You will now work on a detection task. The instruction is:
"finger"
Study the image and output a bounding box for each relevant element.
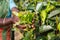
[16,25,26,29]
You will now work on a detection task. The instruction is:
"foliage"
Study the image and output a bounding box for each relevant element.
[14,0,60,40]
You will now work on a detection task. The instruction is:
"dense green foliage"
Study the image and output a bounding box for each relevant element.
[14,0,60,40]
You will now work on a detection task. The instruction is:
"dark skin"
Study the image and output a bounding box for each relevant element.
[0,7,26,29]
[0,18,12,26]
[0,7,19,26]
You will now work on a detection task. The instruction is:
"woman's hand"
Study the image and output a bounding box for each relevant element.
[11,7,20,23]
[11,7,26,30]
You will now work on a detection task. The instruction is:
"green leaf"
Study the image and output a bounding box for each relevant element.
[57,23,60,31]
[39,25,53,33]
[36,2,43,12]
[48,9,60,18]
[40,10,47,24]
[23,29,34,40]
